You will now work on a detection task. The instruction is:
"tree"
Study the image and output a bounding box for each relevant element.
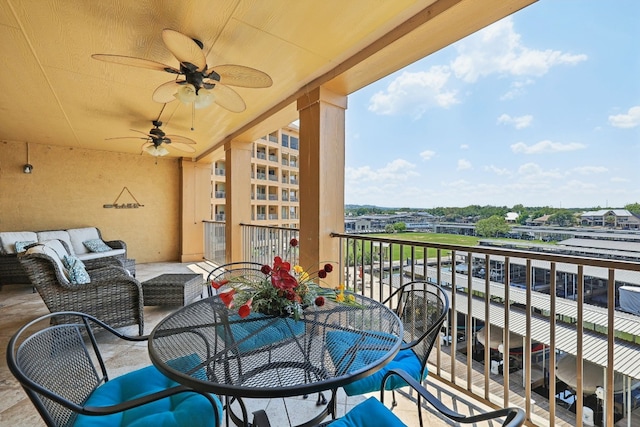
[393,222,406,232]
[625,203,640,214]
[384,224,395,233]
[475,215,510,237]
[549,210,576,227]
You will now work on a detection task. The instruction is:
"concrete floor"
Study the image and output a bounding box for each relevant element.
[0,262,504,426]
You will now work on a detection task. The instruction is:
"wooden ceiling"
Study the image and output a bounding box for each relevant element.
[0,0,535,162]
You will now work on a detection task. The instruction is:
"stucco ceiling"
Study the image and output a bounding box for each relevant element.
[0,0,535,162]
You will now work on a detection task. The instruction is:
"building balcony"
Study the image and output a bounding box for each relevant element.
[203,222,640,427]
[214,191,225,198]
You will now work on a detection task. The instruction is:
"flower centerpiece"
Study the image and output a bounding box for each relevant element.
[211,238,353,320]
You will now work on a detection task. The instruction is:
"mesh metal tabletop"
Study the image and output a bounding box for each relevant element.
[148,294,403,399]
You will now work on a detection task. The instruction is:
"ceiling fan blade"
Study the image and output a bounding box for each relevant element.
[168,142,197,153]
[141,142,154,151]
[165,135,197,145]
[105,136,148,141]
[212,83,246,113]
[92,54,179,73]
[130,129,154,138]
[209,64,273,88]
[153,81,181,103]
[162,29,207,72]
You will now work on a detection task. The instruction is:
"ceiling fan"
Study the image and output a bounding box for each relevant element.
[92,29,272,113]
[107,120,197,157]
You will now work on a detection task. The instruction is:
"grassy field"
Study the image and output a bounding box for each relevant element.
[350,232,480,261]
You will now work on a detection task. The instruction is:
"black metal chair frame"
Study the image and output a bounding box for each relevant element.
[7,311,221,427]
[205,261,265,297]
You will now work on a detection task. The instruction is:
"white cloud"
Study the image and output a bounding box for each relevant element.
[517,162,564,180]
[608,106,640,128]
[511,140,586,154]
[457,159,472,170]
[419,150,436,160]
[484,165,511,176]
[460,144,469,150]
[497,113,533,129]
[368,67,459,118]
[451,18,587,84]
[570,166,608,175]
[610,176,630,182]
[345,159,419,184]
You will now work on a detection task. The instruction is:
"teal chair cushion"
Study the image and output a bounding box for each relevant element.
[217,312,305,352]
[329,397,406,426]
[73,357,222,427]
[326,330,424,396]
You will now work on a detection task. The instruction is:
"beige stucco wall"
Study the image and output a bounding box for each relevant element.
[0,141,182,263]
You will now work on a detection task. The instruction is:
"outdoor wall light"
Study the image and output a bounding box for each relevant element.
[23,164,33,174]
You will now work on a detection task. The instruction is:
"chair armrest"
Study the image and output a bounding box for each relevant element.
[381,369,525,427]
[88,265,135,281]
[104,239,126,251]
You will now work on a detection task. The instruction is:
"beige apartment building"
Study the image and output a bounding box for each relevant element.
[212,124,300,228]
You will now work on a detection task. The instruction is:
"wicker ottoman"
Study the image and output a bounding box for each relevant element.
[142,273,202,306]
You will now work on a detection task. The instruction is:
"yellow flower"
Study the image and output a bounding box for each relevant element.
[293,265,304,274]
[347,294,356,303]
[338,284,345,291]
[299,271,309,282]
[336,292,345,302]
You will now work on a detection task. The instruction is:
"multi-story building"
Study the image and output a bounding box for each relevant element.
[212,124,300,228]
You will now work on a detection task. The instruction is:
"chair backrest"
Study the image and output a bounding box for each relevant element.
[206,261,265,296]
[390,281,449,374]
[7,312,108,427]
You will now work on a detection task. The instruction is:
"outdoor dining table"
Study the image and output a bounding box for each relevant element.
[148,293,403,427]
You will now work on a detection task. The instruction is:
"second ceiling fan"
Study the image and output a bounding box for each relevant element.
[93,29,272,112]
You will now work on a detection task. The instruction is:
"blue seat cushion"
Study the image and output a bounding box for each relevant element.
[329,397,406,426]
[326,330,424,396]
[73,355,222,427]
[217,313,305,352]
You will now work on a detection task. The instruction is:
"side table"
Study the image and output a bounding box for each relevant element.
[142,273,202,306]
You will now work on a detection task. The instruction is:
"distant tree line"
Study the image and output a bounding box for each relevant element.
[346,203,640,225]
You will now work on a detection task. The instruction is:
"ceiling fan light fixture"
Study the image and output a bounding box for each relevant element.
[175,84,197,104]
[145,145,169,157]
[194,89,215,109]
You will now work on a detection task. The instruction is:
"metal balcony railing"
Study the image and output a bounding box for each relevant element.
[201,223,640,427]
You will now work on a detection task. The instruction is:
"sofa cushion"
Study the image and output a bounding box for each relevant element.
[40,239,70,260]
[77,248,125,261]
[36,231,75,255]
[83,238,112,253]
[67,227,101,255]
[24,244,71,285]
[0,231,38,254]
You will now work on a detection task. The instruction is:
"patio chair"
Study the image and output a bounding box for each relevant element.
[326,281,449,426]
[6,311,223,427]
[18,244,145,335]
[206,261,265,297]
[251,368,525,426]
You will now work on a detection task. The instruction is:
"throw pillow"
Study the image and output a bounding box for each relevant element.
[83,239,112,253]
[15,240,37,253]
[63,255,90,285]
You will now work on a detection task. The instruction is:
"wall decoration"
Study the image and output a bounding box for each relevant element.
[103,187,144,209]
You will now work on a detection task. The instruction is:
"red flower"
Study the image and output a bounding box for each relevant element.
[272,256,291,273]
[315,296,325,306]
[211,278,229,290]
[261,265,272,274]
[324,264,333,273]
[238,298,252,318]
[271,269,298,290]
[318,270,327,279]
[219,289,236,307]
[290,238,299,247]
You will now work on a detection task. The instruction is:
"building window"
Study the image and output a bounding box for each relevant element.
[282,134,289,147]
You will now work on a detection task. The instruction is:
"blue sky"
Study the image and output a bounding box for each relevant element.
[343,1,640,209]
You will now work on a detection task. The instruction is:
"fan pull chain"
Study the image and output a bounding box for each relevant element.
[191,102,195,131]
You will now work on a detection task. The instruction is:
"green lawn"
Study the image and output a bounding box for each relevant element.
[350,232,479,261]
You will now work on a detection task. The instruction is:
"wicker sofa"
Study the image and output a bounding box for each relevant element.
[0,227,135,286]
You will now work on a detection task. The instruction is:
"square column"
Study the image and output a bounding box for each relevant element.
[180,159,214,262]
[225,140,253,263]
[297,87,347,288]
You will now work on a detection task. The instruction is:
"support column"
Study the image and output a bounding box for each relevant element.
[225,140,253,263]
[180,159,213,262]
[297,87,347,288]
